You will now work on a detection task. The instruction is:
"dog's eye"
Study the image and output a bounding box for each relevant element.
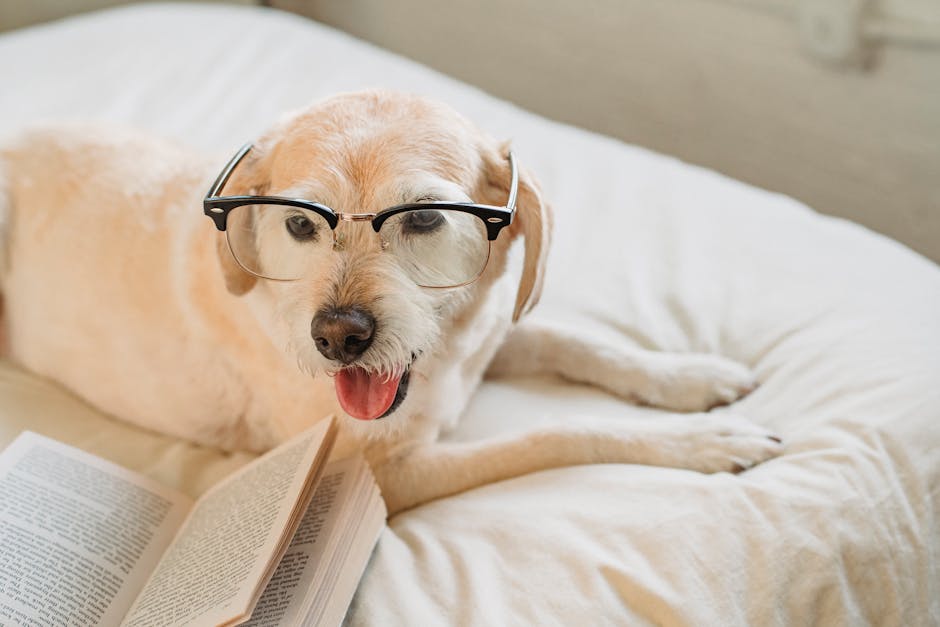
[402,210,445,234]
[285,214,318,241]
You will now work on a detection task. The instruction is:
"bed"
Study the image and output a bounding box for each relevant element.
[1,4,938,625]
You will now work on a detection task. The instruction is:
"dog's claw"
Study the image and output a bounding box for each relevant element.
[676,414,785,474]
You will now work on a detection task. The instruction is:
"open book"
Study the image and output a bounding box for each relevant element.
[0,417,386,626]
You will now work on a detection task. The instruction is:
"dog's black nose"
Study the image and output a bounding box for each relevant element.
[311,307,375,363]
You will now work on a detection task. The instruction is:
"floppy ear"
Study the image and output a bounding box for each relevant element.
[213,147,272,296]
[483,143,553,322]
[215,231,256,296]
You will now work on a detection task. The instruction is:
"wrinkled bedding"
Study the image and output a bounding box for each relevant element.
[1,5,938,625]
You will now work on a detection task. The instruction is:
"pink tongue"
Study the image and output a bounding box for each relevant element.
[334,367,401,421]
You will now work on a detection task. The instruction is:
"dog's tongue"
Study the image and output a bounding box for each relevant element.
[335,367,401,420]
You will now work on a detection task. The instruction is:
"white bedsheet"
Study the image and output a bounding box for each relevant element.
[1,5,938,625]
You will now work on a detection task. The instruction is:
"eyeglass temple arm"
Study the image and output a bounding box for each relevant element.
[506,151,519,213]
[206,143,254,199]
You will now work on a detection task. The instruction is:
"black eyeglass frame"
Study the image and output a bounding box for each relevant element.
[203,143,518,241]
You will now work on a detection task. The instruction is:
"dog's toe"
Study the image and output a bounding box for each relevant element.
[704,366,760,410]
[637,355,759,412]
[682,414,784,474]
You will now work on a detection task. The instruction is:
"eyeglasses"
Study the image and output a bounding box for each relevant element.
[203,144,518,289]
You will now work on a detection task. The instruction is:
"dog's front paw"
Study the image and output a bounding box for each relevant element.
[636,354,758,412]
[677,414,784,473]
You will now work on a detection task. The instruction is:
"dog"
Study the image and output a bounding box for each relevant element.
[0,90,782,513]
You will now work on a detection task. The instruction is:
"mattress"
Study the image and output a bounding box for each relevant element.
[1,4,939,625]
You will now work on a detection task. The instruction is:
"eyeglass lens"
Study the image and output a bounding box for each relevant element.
[225,205,490,288]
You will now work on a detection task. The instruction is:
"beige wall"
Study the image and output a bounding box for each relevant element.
[0,0,256,32]
[275,0,940,263]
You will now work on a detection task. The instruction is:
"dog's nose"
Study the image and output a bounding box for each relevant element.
[311,307,376,363]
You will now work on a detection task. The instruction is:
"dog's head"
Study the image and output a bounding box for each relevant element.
[213,91,550,429]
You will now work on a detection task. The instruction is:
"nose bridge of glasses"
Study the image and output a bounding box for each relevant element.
[337,212,376,223]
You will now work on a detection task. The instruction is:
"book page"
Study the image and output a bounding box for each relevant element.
[122,417,336,627]
[243,456,385,627]
[0,432,192,626]
[316,491,385,627]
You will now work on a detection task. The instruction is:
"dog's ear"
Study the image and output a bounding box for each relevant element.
[482,143,553,322]
[215,231,256,296]
[213,147,272,296]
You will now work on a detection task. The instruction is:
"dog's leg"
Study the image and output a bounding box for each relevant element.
[487,320,758,412]
[370,414,782,514]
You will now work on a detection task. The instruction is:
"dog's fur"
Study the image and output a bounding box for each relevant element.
[0,91,781,513]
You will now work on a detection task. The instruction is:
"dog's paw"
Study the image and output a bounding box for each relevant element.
[635,354,758,412]
[675,414,784,473]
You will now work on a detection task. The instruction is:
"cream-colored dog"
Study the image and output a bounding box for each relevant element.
[0,91,781,513]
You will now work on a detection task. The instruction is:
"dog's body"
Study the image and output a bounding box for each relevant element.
[0,92,781,513]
